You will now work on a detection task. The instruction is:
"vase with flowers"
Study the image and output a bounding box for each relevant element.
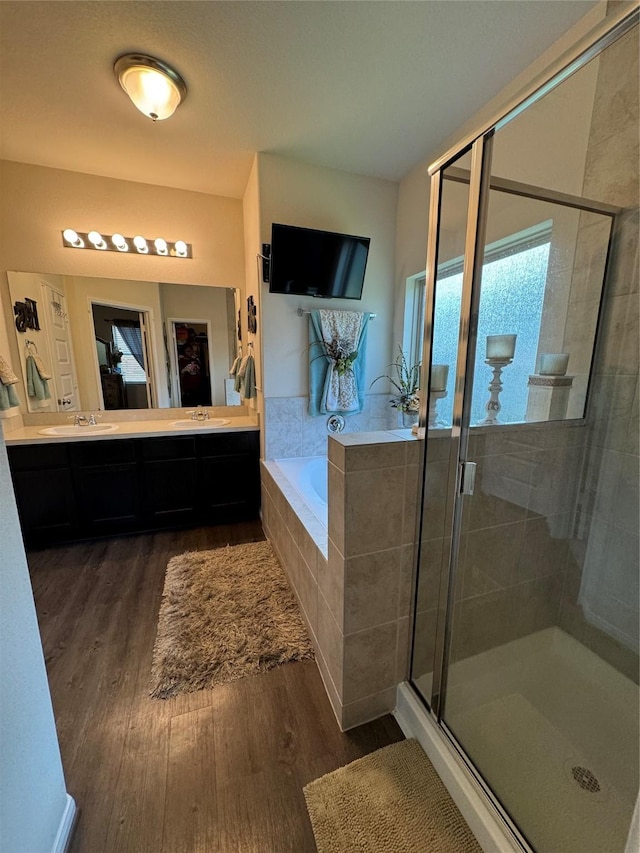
[371,346,421,427]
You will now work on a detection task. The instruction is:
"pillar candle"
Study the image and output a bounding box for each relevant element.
[430,364,449,392]
[539,353,570,376]
[486,334,517,360]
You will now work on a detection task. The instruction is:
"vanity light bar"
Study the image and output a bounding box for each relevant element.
[61,229,192,258]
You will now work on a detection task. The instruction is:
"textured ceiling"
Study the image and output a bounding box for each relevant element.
[0,0,598,198]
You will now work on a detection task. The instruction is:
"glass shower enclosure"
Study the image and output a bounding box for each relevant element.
[409,7,639,852]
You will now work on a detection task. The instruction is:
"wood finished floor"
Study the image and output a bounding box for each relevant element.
[28,522,404,853]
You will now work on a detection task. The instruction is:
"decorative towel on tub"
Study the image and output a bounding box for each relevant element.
[308,309,369,416]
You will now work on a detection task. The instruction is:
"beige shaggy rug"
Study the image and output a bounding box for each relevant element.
[304,739,482,853]
[150,540,314,698]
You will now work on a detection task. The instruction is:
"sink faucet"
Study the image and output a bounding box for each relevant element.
[188,408,209,421]
[69,413,100,426]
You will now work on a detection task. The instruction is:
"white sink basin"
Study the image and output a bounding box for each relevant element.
[39,424,120,436]
[169,418,230,429]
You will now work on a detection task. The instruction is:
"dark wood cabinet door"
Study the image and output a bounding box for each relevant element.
[10,467,77,546]
[199,453,260,521]
[73,463,141,534]
[141,457,198,525]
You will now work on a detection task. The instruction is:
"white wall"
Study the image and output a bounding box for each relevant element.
[0,430,72,852]
[258,153,399,399]
[393,4,606,344]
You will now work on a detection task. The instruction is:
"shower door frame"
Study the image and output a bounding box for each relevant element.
[409,4,639,851]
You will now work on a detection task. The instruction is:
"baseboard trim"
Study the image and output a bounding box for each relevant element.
[51,794,77,853]
[394,683,522,853]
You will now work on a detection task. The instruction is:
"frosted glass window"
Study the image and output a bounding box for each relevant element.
[432,231,551,425]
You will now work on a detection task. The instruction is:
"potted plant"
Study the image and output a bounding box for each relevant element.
[371,346,421,426]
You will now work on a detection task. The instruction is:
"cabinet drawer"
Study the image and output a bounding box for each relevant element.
[70,440,136,467]
[8,443,70,471]
[140,436,196,460]
[197,431,258,458]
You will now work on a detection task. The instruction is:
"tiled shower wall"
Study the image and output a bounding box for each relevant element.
[557,24,639,678]
[264,393,398,459]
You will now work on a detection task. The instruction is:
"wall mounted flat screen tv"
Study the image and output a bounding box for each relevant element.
[269,223,370,300]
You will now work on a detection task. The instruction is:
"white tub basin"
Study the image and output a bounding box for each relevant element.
[39,423,119,436]
[168,418,230,429]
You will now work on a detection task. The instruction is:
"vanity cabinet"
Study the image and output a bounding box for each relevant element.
[9,444,77,544]
[7,430,260,547]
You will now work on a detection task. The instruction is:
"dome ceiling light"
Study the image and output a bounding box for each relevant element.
[114,53,187,121]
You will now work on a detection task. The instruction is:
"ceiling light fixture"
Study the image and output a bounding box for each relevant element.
[61,230,192,258]
[114,53,187,121]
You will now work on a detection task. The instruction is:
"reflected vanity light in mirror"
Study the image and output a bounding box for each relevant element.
[61,230,192,258]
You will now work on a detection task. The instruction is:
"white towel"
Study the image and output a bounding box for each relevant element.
[318,309,365,413]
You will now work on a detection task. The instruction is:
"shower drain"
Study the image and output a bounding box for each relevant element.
[571,765,601,793]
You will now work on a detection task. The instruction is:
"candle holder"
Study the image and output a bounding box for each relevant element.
[477,356,512,426]
[428,389,448,428]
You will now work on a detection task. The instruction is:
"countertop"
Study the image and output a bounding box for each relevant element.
[4,416,259,446]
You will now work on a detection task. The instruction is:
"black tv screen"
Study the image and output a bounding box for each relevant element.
[269,223,370,299]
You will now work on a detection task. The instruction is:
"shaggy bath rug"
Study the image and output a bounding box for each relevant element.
[304,739,482,853]
[150,540,314,698]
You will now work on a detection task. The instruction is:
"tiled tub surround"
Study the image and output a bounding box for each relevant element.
[264,393,398,459]
[261,430,422,729]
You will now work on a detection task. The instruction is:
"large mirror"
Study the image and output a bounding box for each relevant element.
[7,272,241,413]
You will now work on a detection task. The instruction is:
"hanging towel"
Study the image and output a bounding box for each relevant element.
[0,380,20,411]
[26,355,51,401]
[0,352,19,386]
[235,353,249,393]
[241,354,257,400]
[229,353,242,378]
[308,309,369,416]
[26,343,52,380]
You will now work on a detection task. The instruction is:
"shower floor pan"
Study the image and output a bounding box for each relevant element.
[416,626,638,853]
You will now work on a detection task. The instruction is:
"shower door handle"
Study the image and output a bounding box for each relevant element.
[460,461,477,496]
